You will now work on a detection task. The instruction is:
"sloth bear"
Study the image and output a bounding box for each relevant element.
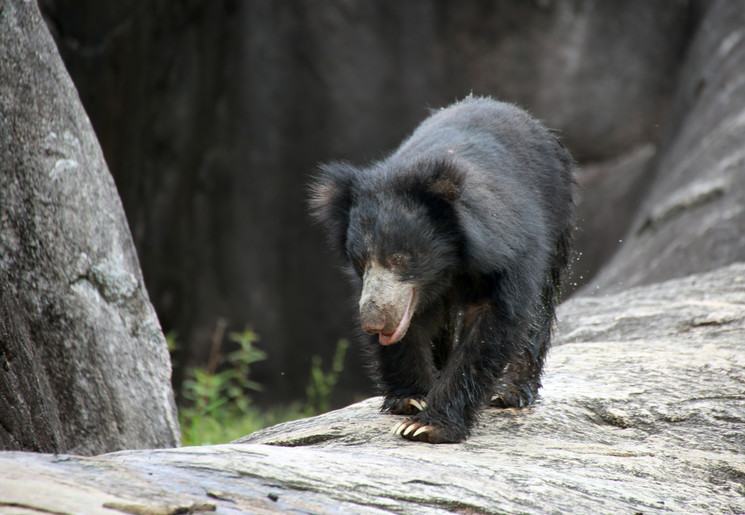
[310,97,574,443]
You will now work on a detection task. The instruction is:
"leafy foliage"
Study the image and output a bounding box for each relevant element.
[305,338,349,416]
[171,328,348,446]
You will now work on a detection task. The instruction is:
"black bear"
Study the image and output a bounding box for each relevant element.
[310,97,574,443]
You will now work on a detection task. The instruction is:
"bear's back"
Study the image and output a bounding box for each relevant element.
[386,96,574,275]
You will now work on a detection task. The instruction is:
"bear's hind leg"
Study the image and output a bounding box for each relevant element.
[490,307,551,409]
[489,351,543,409]
[491,251,565,409]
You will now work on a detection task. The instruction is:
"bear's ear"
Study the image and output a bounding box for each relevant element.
[425,158,465,202]
[308,161,357,250]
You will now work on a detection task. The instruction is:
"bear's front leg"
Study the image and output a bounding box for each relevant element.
[372,330,437,417]
[393,306,515,443]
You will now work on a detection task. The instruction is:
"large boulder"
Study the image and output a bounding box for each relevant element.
[584,0,745,295]
[0,263,742,513]
[0,0,179,454]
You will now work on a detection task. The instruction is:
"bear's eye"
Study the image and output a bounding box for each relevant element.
[389,253,410,271]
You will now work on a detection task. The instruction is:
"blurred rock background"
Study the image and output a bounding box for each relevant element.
[37,0,744,408]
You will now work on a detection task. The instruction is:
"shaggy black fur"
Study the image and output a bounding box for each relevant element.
[310,97,574,443]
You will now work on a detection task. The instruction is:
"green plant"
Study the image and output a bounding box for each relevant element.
[224,327,267,412]
[179,402,304,447]
[305,338,349,416]
[178,326,268,445]
[171,326,350,446]
[165,330,179,353]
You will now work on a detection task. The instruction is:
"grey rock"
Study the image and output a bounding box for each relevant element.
[1,263,742,513]
[568,143,657,294]
[586,0,745,295]
[0,0,179,454]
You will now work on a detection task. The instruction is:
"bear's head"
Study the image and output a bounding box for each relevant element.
[310,157,465,344]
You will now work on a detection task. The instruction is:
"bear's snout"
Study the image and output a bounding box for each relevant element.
[358,261,417,345]
[360,299,388,335]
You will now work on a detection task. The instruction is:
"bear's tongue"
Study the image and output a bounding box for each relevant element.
[379,288,415,346]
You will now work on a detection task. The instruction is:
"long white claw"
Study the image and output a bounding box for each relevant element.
[409,399,425,412]
[490,394,499,402]
[412,426,430,438]
[391,421,405,435]
[403,423,417,436]
[396,422,407,436]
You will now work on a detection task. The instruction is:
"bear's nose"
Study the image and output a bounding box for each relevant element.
[360,301,387,335]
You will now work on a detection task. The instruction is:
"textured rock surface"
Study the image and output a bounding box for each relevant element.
[1,264,743,513]
[586,0,745,295]
[567,143,657,293]
[0,0,179,454]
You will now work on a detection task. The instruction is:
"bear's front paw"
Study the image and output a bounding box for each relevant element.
[390,418,465,443]
[391,419,444,443]
[383,397,427,416]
